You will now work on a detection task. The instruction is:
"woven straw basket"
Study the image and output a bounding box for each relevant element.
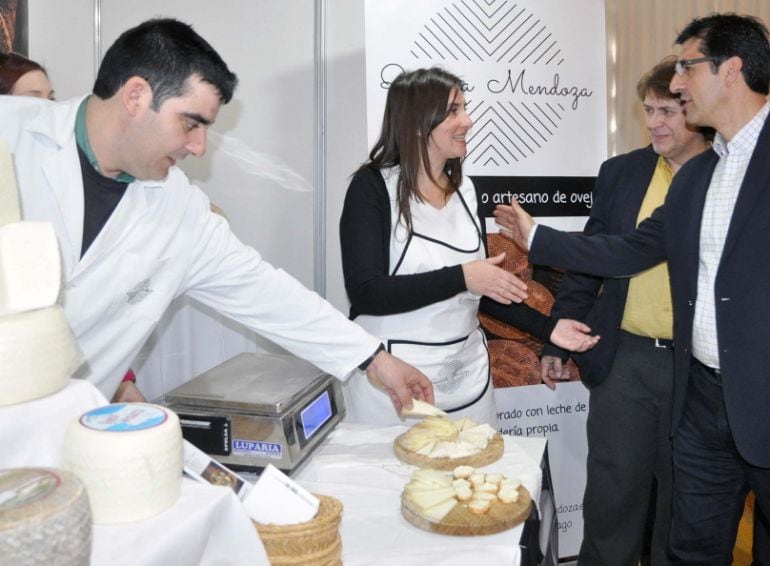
[254,494,343,566]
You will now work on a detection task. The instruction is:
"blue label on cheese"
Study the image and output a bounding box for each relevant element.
[80,403,168,432]
[233,439,283,459]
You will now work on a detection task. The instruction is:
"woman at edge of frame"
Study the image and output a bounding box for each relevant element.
[339,67,599,426]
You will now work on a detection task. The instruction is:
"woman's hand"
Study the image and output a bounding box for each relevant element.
[462,253,528,304]
[549,319,600,352]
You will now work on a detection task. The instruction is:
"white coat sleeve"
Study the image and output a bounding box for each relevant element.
[178,190,379,380]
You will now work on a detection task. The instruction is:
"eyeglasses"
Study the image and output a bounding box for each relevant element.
[674,56,720,76]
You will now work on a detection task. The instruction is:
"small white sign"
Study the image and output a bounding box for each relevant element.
[244,464,320,525]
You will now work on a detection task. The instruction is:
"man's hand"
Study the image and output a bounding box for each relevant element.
[541,355,571,390]
[111,380,147,403]
[365,350,434,416]
[493,201,535,249]
[549,319,600,352]
[462,253,529,304]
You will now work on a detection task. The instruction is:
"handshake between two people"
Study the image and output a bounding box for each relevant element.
[493,199,536,251]
[493,199,600,385]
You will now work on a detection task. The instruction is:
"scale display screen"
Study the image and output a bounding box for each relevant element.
[300,389,333,441]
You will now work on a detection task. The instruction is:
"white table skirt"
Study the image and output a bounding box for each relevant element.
[0,379,268,566]
[293,423,548,566]
[0,379,108,469]
[92,480,268,566]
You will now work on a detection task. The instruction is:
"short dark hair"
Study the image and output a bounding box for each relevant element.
[0,52,47,94]
[366,67,465,231]
[93,18,238,108]
[676,13,770,96]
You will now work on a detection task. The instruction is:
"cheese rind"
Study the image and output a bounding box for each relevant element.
[0,468,91,565]
[0,222,62,316]
[61,403,183,524]
[0,139,20,227]
[0,306,79,406]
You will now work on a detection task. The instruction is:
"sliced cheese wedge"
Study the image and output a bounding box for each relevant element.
[412,469,453,488]
[422,497,457,522]
[415,439,438,456]
[401,399,448,418]
[408,487,456,511]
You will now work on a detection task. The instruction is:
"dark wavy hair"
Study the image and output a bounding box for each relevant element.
[365,67,465,232]
[676,13,770,96]
[93,18,238,109]
[0,52,47,95]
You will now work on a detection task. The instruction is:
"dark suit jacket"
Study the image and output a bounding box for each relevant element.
[530,116,770,467]
[542,146,660,388]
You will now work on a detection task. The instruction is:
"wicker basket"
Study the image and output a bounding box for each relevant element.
[254,494,343,566]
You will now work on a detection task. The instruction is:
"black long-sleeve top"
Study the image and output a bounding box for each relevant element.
[339,165,557,341]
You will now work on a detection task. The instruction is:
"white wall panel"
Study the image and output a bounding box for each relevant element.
[27,0,94,99]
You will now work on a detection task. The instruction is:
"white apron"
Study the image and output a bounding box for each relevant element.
[343,171,498,427]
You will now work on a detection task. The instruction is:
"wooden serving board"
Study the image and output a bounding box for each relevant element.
[393,432,504,470]
[401,486,532,536]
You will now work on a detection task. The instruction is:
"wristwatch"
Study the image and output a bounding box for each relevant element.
[358,343,386,371]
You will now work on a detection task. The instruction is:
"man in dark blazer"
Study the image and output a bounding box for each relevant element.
[540,58,710,566]
[496,13,770,565]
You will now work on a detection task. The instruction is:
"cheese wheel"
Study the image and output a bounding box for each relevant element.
[0,468,91,565]
[0,222,62,316]
[0,139,20,227]
[61,403,183,524]
[0,306,79,406]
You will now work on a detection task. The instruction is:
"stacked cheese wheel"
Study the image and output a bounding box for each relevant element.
[0,468,92,565]
[0,139,79,406]
[403,466,522,522]
[61,403,183,524]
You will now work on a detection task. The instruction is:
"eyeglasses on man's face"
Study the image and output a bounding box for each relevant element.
[674,56,720,76]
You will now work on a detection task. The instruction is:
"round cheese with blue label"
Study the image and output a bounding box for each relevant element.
[0,468,91,565]
[61,403,182,524]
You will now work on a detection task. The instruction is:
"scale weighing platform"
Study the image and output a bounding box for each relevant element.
[164,352,345,474]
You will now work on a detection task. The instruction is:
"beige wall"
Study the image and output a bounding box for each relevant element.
[606,0,770,156]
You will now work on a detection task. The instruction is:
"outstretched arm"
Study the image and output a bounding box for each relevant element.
[341,168,526,316]
[364,349,434,413]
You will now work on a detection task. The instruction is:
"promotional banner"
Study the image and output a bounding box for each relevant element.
[365,0,607,231]
[365,0,607,557]
[496,381,589,554]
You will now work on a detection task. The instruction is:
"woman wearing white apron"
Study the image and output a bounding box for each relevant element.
[340,68,599,426]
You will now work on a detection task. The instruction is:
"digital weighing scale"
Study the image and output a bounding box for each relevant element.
[164,352,345,474]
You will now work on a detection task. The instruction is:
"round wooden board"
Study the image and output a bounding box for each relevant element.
[393,432,504,470]
[401,486,532,536]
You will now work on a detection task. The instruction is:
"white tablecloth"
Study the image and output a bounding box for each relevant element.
[0,379,268,566]
[92,481,266,566]
[293,423,548,566]
[0,379,107,469]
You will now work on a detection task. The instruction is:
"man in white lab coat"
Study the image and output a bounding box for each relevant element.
[0,18,452,416]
